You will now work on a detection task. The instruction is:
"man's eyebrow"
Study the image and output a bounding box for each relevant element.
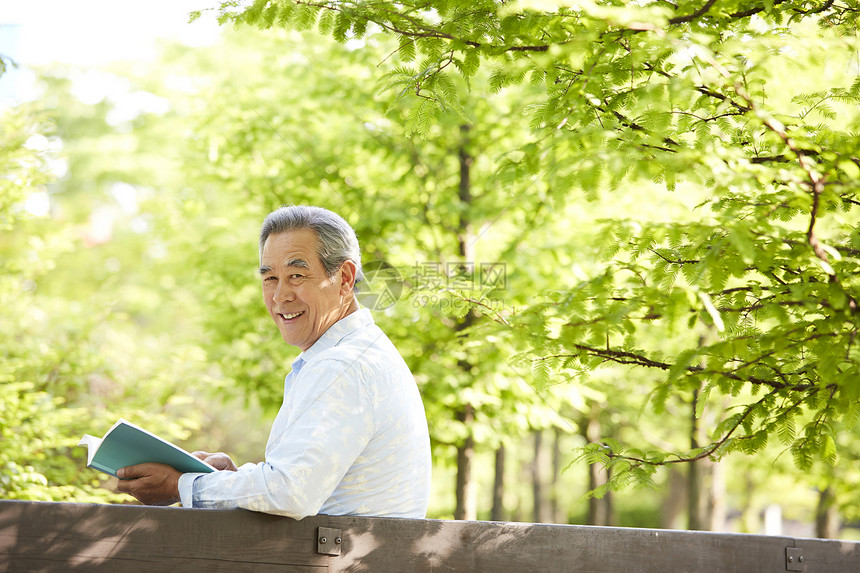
[258,259,310,276]
[285,258,310,269]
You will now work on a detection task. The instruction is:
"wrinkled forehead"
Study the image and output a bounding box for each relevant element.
[260,229,321,270]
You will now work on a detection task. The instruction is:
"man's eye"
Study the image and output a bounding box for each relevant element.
[263,276,277,281]
[289,274,304,280]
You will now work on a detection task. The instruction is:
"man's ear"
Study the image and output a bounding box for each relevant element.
[338,260,358,295]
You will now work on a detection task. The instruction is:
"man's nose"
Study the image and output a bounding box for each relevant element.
[273,280,295,303]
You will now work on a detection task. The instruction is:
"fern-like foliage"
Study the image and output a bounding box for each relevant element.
[213,0,860,498]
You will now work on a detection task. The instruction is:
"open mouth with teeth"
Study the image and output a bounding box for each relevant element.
[279,311,305,322]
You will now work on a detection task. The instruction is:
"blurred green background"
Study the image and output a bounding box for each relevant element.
[2,1,859,539]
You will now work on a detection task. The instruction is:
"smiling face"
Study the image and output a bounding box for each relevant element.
[259,228,358,351]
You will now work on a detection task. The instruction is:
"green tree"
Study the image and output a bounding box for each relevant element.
[0,103,83,500]
[141,26,581,519]
[0,70,225,502]
[222,0,860,522]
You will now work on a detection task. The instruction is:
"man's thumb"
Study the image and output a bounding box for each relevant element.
[117,466,134,479]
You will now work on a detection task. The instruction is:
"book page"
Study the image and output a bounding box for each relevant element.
[77,434,102,466]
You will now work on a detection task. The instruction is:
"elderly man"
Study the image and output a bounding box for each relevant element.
[117,205,431,519]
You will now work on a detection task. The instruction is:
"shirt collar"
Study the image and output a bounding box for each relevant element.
[297,308,375,365]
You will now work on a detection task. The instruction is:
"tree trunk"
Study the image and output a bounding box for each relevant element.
[587,461,612,525]
[550,427,564,523]
[661,468,687,530]
[688,387,705,530]
[584,403,613,526]
[454,403,476,520]
[453,124,477,522]
[816,486,840,539]
[532,430,550,523]
[707,397,728,532]
[457,123,474,264]
[708,459,726,531]
[687,465,703,530]
[491,444,505,522]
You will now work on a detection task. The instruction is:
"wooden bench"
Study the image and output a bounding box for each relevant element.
[1,500,858,571]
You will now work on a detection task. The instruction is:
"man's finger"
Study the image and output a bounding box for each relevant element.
[117,465,140,479]
[117,463,160,479]
[202,452,238,471]
[114,463,181,506]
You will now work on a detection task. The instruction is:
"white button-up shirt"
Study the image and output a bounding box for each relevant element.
[178,308,431,519]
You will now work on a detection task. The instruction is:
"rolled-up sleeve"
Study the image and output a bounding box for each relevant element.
[178,472,203,507]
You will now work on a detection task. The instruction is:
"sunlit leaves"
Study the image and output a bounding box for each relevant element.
[0,69,232,502]
[20,0,860,515]
[257,0,853,500]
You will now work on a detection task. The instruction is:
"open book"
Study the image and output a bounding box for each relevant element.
[78,418,216,478]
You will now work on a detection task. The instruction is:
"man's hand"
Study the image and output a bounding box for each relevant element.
[192,451,238,472]
[116,463,182,506]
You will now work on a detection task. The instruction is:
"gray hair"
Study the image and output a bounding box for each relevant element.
[259,205,364,284]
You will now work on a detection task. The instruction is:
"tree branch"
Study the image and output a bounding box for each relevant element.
[537,327,852,393]
[650,248,699,265]
[667,0,720,24]
[694,48,859,312]
[729,0,791,19]
[605,390,772,466]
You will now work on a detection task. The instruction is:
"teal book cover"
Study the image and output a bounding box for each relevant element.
[78,418,216,478]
